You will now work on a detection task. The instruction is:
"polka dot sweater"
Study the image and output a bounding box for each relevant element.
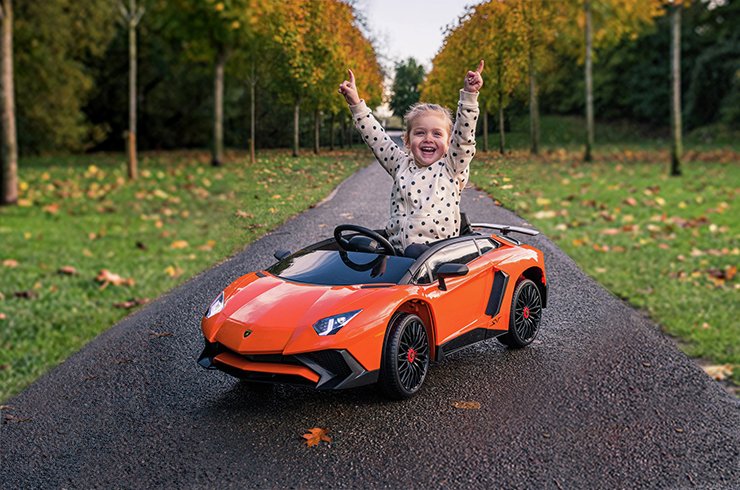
[349,90,480,250]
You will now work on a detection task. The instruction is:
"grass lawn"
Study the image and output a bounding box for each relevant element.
[0,149,369,401]
[472,116,739,386]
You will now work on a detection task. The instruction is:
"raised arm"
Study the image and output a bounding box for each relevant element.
[339,69,407,177]
[448,60,484,179]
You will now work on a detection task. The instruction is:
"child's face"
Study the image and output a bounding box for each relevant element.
[408,114,450,167]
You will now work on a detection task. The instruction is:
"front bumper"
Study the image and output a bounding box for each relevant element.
[197,341,378,390]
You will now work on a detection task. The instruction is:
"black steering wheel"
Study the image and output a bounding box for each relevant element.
[334,224,397,256]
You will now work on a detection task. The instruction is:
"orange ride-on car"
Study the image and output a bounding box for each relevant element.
[198,218,548,399]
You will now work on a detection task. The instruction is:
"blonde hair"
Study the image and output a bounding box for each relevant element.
[403,103,453,147]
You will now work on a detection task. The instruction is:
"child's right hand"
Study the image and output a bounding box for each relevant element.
[338,69,361,106]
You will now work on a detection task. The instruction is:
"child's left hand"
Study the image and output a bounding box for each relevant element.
[464,60,484,93]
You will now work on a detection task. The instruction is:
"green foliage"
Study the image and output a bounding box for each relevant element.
[390,58,425,118]
[14,1,117,154]
[0,148,370,401]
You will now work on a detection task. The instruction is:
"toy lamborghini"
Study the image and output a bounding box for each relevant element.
[198,217,547,399]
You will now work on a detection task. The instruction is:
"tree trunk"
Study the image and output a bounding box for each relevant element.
[329,112,335,151]
[212,50,226,167]
[126,0,138,179]
[313,108,320,154]
[584,0,594,162]
[0,0,17,205]
[292,100,300,157]
[669,4,682,177]
[249,76,256,164]
[482,109,488,152]
[528,47,540,156]
[339,117,345,149]
[498,102,505,154]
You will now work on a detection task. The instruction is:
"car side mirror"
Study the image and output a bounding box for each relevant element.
[274,249,291,261]
[437,263,469,291]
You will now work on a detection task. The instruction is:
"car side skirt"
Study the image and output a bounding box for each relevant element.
[436,328,508,361]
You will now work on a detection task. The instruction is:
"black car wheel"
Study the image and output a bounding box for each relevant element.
[379,313,430,399]
[498,279,542,348]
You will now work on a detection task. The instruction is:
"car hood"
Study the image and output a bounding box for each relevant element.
[207,273,388,353]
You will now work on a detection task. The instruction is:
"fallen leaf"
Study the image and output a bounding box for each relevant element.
[170,240,189,249]
[164,265,184,278]
[0,313,6,320]
[95,269,135,289]
[3,414,32,424]
[702,364,733,381]
[601,228,620,235]
[623,197,637,206]
[3,259,18,268]
[14,290,38,299]
[149,330,173,338]
[235,210,254,219]
[302,427,331,447]
[198,240,216,251]
[43,203,60,214]
[114,298,149,309]
[135,241,148,250]
[58,266,77,275]
[452,401,481,409]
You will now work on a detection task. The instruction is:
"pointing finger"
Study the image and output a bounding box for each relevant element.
[348,68,356,85]
[476,59,485,74]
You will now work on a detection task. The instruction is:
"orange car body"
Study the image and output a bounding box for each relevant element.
[199,228,547,391]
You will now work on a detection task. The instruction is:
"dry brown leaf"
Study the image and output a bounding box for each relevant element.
[702,364,733,381]
[43,203,60,214]
[149,330,173,338]
[114,298,149,309]
[95,269,135,289]
[58,266,77,275]
[601,228,621,235]
[302,427,331,447]
[14,290,38,299]
[623,197,638,206]
[170,240,189,249]
[3,259,18,268]
[452,401,481,410]
[198,240,216,251]
[3,413,32,423]
[234,210,254,219]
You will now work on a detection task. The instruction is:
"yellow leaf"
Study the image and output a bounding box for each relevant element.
[302,427,331,447]
[170,240,189,249]
[271,194,282,199]
[452,400,481,409]
[164,265,183,278]
[702,364,733,381]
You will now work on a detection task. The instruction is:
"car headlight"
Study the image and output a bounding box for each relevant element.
[312,310,361,336]
[205,291,225,318]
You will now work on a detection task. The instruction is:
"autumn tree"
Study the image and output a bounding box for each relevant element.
[0,0,16,205]
[171,0,266,166]
[390,58,425,118]
[557,0,663,161]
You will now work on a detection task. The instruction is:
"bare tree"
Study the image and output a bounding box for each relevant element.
[119,0,144,180]
[0,0,17,205]
[668,1,683,176]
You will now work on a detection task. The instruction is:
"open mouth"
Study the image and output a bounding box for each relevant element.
[420,146,436,157]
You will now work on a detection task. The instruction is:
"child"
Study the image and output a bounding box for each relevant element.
[338,61,484,253]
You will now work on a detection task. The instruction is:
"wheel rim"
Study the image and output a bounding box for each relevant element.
[396,319,429,392]
[514,283,542,342]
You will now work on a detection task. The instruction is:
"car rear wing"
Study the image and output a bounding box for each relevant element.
[470,223,540,237]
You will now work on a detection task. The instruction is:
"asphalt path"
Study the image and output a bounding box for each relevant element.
[2,138,738,489]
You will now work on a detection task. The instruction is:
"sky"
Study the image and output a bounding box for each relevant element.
[361,0,482,71]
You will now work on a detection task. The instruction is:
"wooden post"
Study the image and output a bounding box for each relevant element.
[120,0,143,180]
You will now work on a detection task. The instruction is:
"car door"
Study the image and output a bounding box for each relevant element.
[415,240,492,346]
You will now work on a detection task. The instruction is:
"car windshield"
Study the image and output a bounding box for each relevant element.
[267,250,415,286]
